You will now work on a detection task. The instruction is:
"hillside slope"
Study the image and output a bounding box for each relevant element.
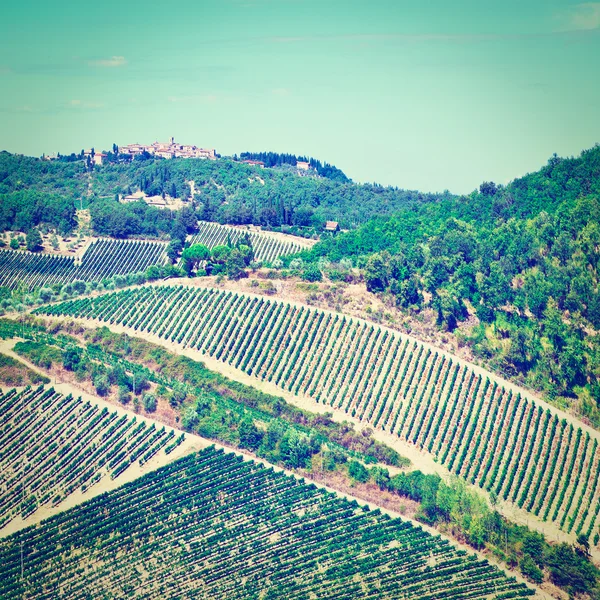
[0,446,536,599]
[302,145,600,423]
[36,284,600,550]
[0,151,451,231]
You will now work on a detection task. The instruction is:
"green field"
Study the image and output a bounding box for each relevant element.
[0,446,534,599]
[36,285,600,543]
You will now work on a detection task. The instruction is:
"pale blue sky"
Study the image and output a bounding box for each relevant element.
[1,0,599,193]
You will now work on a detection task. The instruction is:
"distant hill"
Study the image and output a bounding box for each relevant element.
[0,150,452,234]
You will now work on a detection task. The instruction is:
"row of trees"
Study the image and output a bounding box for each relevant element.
[237,151,349,182]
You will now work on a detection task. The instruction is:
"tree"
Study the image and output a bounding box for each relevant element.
[301,265,322,282]
[238,418,263,450]
[576,533,591,558]
[62,347,82,371]
[26,228,42,252]
[181,406,199,431]
[279,430,312,468]
[142,393,157,412]
[181,243,211,275]
[479,181,498,196]
[522,531,545,566]
[118,386,131,404]
[364,252,390,292]
[9,238,19,250]
[546,543,597,596]
[348,460,370,483]
[520,555,543,584]
[93,373,110,396]
[167,239,183,263]
[224,248,248,280]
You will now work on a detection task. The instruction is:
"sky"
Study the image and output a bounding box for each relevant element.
[0,0,599,193]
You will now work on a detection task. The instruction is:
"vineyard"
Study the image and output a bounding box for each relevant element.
[0,239,168,290]
[0,446,534,599]
[36,285,600,543]
[0,385,183,528]
[188,220,306,262]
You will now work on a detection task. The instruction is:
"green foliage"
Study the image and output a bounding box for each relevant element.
[348,460,370,483]
[13,340,62,370]
[181,406,199,431]
[118,386,131,404]
[93,372,110,396]
[545,543,598,596]
[301,145,600,415]
[166,238,183,263]
[25,228,42,252]
[142,393,157,412]
[301,265,322,282]
[520,555,543,584]
[238,418,263,450]
[89,198,173,238]
[0,152,452,233]
[62,346,82,371]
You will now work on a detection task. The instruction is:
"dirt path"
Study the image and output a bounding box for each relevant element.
[0,341,551,599]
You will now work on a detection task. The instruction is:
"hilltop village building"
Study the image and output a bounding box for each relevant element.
[84,150,106,165]
[118,138,217,160]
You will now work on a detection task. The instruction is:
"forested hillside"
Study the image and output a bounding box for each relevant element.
[303,145,600,422]
[0,151,451,234]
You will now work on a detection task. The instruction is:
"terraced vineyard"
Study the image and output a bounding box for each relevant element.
[0,239,168,290]
[37,285,600,543]
[188,220,306,262]
[0,446,534,599]
[0,385,183,528]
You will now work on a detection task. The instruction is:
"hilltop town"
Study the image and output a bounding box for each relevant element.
[118,137,217,161]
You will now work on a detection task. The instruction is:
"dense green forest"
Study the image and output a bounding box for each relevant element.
[302,145,600,422]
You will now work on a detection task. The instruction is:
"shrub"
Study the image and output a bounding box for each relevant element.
[93,373,110,396]
[348,460,370,483]
[301,265,322,282]
[520,555,543,584]
[118,386,131,404]
[142,393,157,412]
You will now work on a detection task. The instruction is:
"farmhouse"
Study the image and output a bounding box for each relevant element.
[241,159,265,168]
[324,221,340,232]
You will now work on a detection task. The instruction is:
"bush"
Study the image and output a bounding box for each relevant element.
[142,393,157,412]
[301,265,322,282]
[62,346,82,371]
[520,555,544,584]
[118,386,131,404]
[181,407,199,431]
[348,460,370,483]
[93,373,110,396]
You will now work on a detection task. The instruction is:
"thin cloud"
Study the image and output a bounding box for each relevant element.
[88,56,127,68]
[564,3,600,30]
[271,88,290,97]
[267,27,600,45]
[168,94,218,104]
[68,99,105,109]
